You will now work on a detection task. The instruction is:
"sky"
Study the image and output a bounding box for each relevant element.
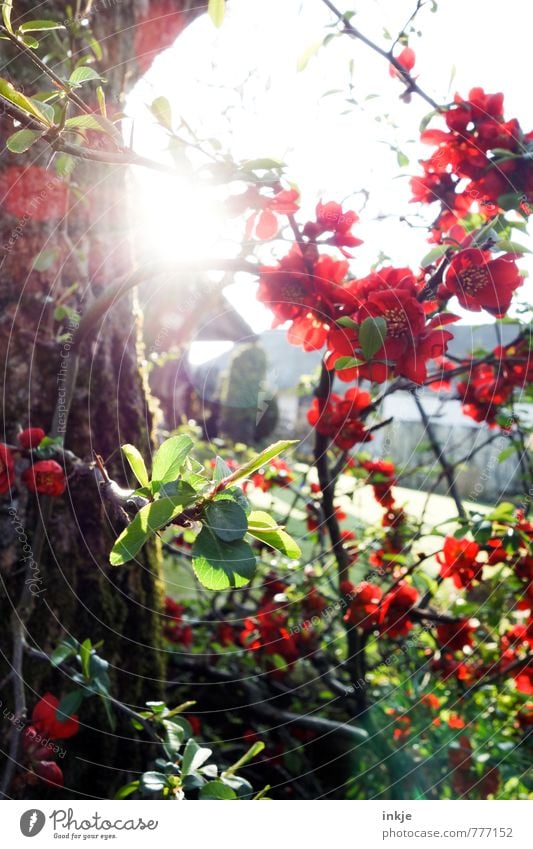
[126,0,533,362]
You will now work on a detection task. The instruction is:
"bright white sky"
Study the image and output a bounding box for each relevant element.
[126,0,533,363]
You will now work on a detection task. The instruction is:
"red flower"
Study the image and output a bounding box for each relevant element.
[22,460,66,497]
[303,201,363,255]
[443,248,522,316]
[307,387,372,449]
[18,428,45,450]
[33,760,64,788]
[0,443,15,494]
[437,619,475,652]
[163,597,192,647]
[457,362,514,427]
[251,457,294,491]
[437,537,483,589]
[389,47,416,78]
[344,582,383,629]
[257,246,352,351]
[326,275,457,384]
[32,693,79,740]
[244,188,300,240]
[379,582,419,637]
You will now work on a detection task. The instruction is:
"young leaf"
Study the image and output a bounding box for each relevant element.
[247,510,301,559]
[69,66,101,85]
[151,435,193,487]
[204,500,248,542]
[199,780,237,800]
[208,0,225,28]
[121,443,149,488]
[223,741,265,777]
[110,493,196,566]
[6,129,42,153]
[150,96,172,130]
[114,780,140,800]
[212,455,232,483]
[0,78,53,125]
[359,316,387,359]
[19,19,66,32]
[56,690,83,722]
[192,527,256,590]
[181,739,212,776]
[79,638,92,679]
[1,0,13,33]
[219,440,298,487]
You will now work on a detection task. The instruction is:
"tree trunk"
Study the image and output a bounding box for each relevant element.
[0,0,204,798]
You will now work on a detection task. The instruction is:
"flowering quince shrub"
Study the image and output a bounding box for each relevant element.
[1,0,533,802]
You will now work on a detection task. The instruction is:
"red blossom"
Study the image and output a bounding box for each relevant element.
[389,47,416,78]
[32,693,79,740]
[378,582,419,637]
[251,457,294,491]
[303,200,363,256]
[437,537,483,589]
[307,387,372,449]
[344,581,383,629]
[437,619,475,652]
[443,248,522,317]
[22,460,66,497]
[18,428,45,450]
[163,597,193,647]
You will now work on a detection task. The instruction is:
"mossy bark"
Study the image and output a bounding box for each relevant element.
[0,1,203,797]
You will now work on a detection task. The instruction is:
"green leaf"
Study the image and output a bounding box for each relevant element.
[55,153,76,178]
[494,239,531,254]
[6,128,42,153]
[297,39,322,71]
[162,719,185,756]
[110,493,197,566]
[140,771,168,793]
[64,114,117,136]
[420,245,451,267]
[199,780,237,800]
[0,77,53,125]
[247,510,301,559]
[79,638,92,679]
[192,527,256,590]
[336,317,359,329]
[50,637,79,667]
[208,0,225,28]
[242,157,285,171]
[150,96,172,130]
[151,435,193,487]
[204,499,248,542]
[20,34,39,48]
[219,440,297,487]
[213,456,232,483]
[114,780,140,800]
[334,356,363,370]
[223,741,265,776]
[2,0,13,33]
[69,66,101,85]
[33,247,59,272]
[19,19,65,32]
[56,690,83,722]
[396,149,409,167]
[121,443,149,488]
[181,739,212,776]
[359,316,387,359]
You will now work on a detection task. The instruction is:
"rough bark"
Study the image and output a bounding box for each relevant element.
[0,0,204,798]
